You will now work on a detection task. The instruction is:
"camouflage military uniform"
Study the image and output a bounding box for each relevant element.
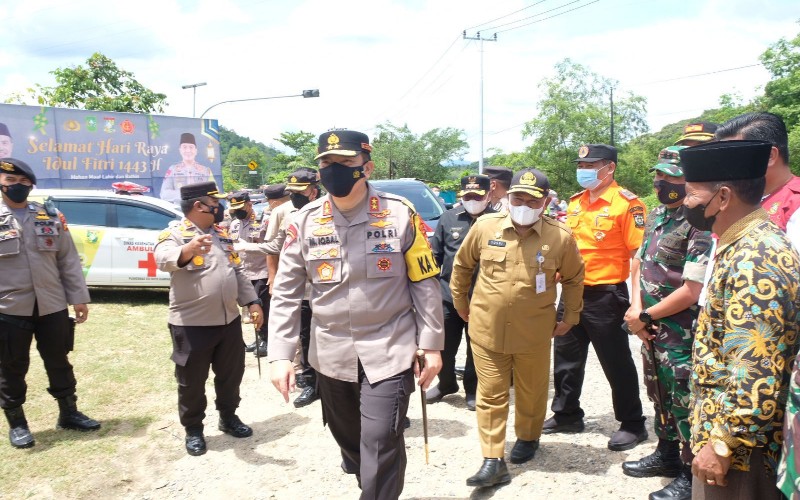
[636,204,712,444]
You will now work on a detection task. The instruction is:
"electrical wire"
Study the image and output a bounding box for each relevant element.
[464,0,549,31]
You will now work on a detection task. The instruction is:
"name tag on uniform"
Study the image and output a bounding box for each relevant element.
[488,239,506,247]
[536,272,546,294]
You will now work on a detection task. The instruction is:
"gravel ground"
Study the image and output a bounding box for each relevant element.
[118,331,667,500]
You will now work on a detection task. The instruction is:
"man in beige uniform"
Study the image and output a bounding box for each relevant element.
[269,130,443,500]
[452,168,585,487]
[155,181,263,457]
[0,158,99,449]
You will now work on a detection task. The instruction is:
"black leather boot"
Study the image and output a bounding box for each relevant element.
[218,414,253,438]
[253,340,268,358]
[649,463,692,500]
[622,439,681,478]
[466,458,511,488]
[185,426,207,456]
[293,375,319,408]
[56,395,101,431]
[4,407,35,449]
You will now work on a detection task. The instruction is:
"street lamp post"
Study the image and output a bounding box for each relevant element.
[199,89,320,119]
[181,82,207,118]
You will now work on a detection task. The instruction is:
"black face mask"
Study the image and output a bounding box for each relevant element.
[2,183,32,204]
[320,162,365,197]
[290,192,311,210]
[233,209,248,220]
[654,179,686,205]
[200,202,225,223]
[684,189,720,232]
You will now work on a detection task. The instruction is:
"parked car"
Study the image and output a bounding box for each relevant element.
[28,189,182,287]
[369,178,444,234]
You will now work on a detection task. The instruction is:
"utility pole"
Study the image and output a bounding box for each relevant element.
[181,82,207,118]
[463,30,497,174]
[609,87,615,147]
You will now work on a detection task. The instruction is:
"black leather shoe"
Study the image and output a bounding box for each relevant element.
[466,458,511,488]
[4,407,35,449]
[649,463,692,500]
[425,384,458,404]
[185,429,207,456]
[403,416,411,429]
[542,416,584,434]
[622,440,681,478]
[608,425,648,451]
[293,386,319,408]
[218,415,253,438]
[509,439,539,464]
[253,340,268,358]
[455,366,465,379]
[245,341,257,353]
[56,396,101,431]
[465,393,476,411]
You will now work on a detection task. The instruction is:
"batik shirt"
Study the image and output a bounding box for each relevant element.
[689,209,800,475]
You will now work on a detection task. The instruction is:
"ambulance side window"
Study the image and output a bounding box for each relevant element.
[115,204,178,230]
[54,200,109,226]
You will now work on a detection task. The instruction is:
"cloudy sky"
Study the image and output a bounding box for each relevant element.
[0,0,797,160]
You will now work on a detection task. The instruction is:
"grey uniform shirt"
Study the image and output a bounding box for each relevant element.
[154,218,257,326]
[268,185,444,383]
[0,201,90,316]
[229,215,268,280]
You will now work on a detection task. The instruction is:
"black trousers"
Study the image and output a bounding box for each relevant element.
[551,284,644,425]
[169,319,245,429]
[250,278,270,342]
[298,300,315,384]
[318,366,414,500]
[440,301,476,394]
[0,307,76,409]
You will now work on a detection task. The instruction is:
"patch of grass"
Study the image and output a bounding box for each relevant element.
[0,288,180,499]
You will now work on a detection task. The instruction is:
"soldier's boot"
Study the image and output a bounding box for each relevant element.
[253,332,268,358]
[649,463,692,500]
[622,439,681,478]
[56,395,101,431]
[4,407,35,449]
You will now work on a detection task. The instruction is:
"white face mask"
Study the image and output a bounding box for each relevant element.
[509,204,543,226]
[462,198,489,215]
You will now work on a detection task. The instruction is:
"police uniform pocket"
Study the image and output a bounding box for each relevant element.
[480,249,506,277]
[36,234,59,252]
[0,232,21,257]
[365,238,402,278]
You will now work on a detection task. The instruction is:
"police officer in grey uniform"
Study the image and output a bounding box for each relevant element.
[154,181,263,456]
[0,158,100,449]
[269,130,444,500]
[228,190,270,357]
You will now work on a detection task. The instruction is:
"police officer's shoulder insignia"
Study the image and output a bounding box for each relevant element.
[322,200,332,216]
[58,212,69,231]
[633,213,645,228]
[285,224,299,249]
[619,189,638,201]
[158,229,171,242]
[369,196,380,212]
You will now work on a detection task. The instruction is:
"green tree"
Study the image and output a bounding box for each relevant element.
[370,122,468,183]
[224,146,270,190]
[269,131,317,184]
[521,59,649,197]
[760,27,800,129]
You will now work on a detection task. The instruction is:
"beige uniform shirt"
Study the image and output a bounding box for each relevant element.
[229,214,268,280]
[154,218,257,326]
[0,201,90,316]
[451,213,585,353]
[264,200,295,243]
[268,186,444,383]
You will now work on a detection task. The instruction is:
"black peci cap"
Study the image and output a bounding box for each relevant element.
[0,123,11,138]
[482,166,513,184]
[680,140,772,183]
[179,133,196,146]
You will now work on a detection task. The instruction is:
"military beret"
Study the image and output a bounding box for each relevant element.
[263,183,289,200]
[0,158,36,184]
[286,168,319,192]
[180,133,196,146]
[457,174,491,197]
[680,140,771,183]
[315,130,372,160]
[575,144,617,163]
[650,146,687,177]
[0,123,11,138]
[507,168,550,199]
[227,190,250,209]
[676,122,717,145]
[482,166,513,184]
[180,181,226,200]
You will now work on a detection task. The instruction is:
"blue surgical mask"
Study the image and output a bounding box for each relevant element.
[576,168,602,190]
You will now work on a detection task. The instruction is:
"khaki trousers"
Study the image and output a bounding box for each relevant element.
[472,340,550,458]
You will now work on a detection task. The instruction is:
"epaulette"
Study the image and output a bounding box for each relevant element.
[477,212,505,221]
[542,216,572,234]
[570,190,586,199]
[619,188,638,201]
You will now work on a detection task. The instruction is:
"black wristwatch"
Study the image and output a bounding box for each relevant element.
[245,298,263,307]
[639,309,653,325]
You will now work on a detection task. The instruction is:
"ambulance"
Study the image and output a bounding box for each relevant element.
[29,189,182,287]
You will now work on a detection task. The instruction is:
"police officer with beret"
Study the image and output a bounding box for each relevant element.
[545,144,649,451]
[227,190,270,357]
[269,129,443,499]
[428,174,496,411]
[0,158,100,449]
[154,181,263,456]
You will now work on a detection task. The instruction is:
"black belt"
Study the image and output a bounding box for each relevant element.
[0,313,35,331]
[584,283,625,292]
